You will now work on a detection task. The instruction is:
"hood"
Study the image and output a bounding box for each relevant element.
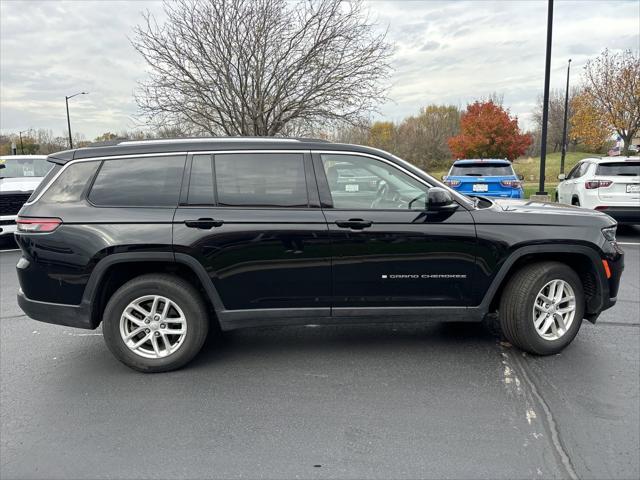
[0,176,43,193]
[484,198,616,227]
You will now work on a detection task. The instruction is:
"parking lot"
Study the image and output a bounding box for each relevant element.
[1,227,638,479]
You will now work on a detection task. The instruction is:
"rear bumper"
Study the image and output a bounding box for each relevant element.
[460,190,523,198]
[596,206,640,224]
[17,289,94,329]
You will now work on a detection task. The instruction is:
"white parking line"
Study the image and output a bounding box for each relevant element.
[618,242,640,246]
[0,248,20,253]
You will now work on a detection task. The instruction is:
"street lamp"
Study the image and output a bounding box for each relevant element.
[65,91,88,149]
[537,0,554,196]
[18,129,29,154]
[560,58,572,175]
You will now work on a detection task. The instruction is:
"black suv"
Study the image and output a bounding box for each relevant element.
[15,138,624,372]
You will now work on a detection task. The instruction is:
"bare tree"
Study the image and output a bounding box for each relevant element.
[582,49,640,155]
[532,88,580,153]
[132,0,392,136]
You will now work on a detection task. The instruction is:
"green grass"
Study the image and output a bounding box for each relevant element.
[430,151,598,199]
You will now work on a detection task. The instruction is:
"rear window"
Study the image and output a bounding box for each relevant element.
[27,163,61,202]
[39,161,100,204]
[449,163,514,176]
[596,162,640,176]
[89,156,185,207]
[214,153,308,207]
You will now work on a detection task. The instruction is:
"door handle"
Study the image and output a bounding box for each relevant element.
[335,219,373,230]
[184,218,224,229]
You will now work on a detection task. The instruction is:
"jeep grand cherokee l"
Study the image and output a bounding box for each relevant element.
[15,138,623,372]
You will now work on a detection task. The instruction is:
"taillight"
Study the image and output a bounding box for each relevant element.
[445,179,461,188]
[585,180,613,189]
[500,180,522,188]
[16,217,62,233]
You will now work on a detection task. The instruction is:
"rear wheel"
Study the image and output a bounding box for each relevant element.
[499,262,584,355]
[102,274,209,372]
[571,196,580,206]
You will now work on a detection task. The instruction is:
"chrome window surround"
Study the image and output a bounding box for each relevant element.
[26,150,471,208]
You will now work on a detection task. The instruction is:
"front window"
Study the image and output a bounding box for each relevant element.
[449,163,515,177]
[0,157,52,178]
[321,154,429,210]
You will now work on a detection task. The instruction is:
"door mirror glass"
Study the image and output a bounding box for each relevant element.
[427,187,457,211]
[557,173,566,181]
[518,174,524,181]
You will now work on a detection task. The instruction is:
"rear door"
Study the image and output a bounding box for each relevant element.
[172,151,331,317]
[558,162,586,204]
[315,152,477,312]
[595,160,640,205]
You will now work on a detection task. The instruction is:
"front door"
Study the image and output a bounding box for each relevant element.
[173,152,331,319]
[314,152,477,312]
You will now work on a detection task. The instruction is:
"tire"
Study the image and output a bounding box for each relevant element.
[499,261,584,355]
[572,197,580,206]
[102,274,209,372]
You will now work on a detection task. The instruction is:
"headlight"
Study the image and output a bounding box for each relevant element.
[602,226,617,243]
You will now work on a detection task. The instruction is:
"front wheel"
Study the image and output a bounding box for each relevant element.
[102,274,209,372]
[499,262,584,355]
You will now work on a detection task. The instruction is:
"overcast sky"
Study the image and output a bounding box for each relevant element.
[1,0,638,140]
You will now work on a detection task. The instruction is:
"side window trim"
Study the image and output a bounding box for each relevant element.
[81,159,104,201]
[182,153,215,206]
[178,154,193,206]
[311,151,333,208]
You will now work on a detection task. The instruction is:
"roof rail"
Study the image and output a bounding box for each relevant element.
[117,136,332,146]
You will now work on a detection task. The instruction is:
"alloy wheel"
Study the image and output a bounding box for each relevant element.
[532,279,576,341]
[119,295,187,359]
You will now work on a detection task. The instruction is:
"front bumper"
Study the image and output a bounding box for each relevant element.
[0,215,17,237]
[17,289,94,329]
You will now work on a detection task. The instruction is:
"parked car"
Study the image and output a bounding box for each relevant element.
[15,138,623,372]
[443,159,524,198]
[556,156,640,224]
[0,155,51,242]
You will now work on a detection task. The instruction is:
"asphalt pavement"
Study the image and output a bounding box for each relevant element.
[1,226,638,479]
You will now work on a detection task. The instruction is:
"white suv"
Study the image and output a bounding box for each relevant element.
[556,156,640,224]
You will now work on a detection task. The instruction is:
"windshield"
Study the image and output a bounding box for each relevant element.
[596,162,640,176]
[0,158,52,178]
[449,163,514,176]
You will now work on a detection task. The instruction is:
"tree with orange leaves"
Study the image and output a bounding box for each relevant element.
[447,101,532,160]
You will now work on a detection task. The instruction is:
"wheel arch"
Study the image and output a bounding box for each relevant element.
[82,252,224,328]
[482,244,608,321]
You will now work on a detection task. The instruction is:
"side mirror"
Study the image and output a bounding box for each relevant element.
[557,173,566,181]
[427,187,458,212]
[441,175,447,181]
[518,174,524,181]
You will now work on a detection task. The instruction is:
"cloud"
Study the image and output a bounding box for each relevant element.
[0,0,638,138]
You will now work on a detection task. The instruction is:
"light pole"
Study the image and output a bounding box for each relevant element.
[65,91,88,149]
[537,0,554,196]
[560,58,572,175]
[18,129,29,154]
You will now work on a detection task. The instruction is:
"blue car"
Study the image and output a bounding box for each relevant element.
[443,159,524,198]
